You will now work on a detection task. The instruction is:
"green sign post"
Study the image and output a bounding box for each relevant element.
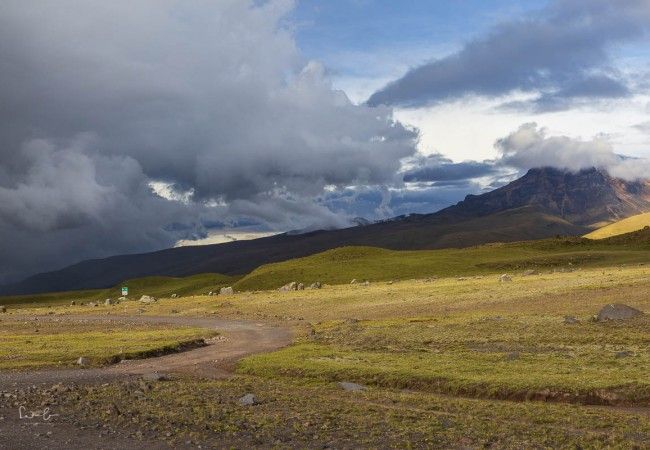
[121,286,128,296]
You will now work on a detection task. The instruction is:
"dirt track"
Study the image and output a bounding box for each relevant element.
[0,314,293,388]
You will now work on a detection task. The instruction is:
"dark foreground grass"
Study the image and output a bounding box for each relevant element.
[13,376,648,449]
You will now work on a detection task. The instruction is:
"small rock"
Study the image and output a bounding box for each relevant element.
[505,351,520,361]
[142,372,167,382]
[596,304,643,321]
[238,393,258,406]
[70,301,76,306]
[615,351,633,358]
[308,282,322,289]
[499,274,513,283]
[362,281,370,286]
[563,316,580,325]
[139,295,157,304]
[219,286,234,295]
[338,382,366,392]
[387,280,394,285]
[104,298,115,306]
[350,279,357,284]
[117,296,127,301]
[170,294,179,299]
[297,283,305,290]
[77,356,89,366]
[208,291,214,296]
[0,306,6,313]
[87,302,97,307]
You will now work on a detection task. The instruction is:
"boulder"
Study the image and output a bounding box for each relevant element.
[139,295,157,304]
[338,381,366,392]
[238,393,258,406]
[499,274,513,283]
[279,282,297,292]
[596,304,643,321]
[219,286,234,295]
[308,282,322,289]
[77,356,90,366]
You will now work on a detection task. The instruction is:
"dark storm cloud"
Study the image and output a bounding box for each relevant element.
[367,0,650,109]
[402,154,498,183]
[0,0,418,282]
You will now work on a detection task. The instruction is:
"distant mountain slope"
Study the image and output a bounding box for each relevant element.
[2,167,648,295]
[584,212,650,240]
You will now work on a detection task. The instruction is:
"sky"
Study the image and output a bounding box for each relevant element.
[0,0,649,283]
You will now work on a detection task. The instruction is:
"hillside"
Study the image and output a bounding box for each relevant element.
[234,232,650,290]
[584,212,650,239]
[2,167,648,295]
[0,273,236,307]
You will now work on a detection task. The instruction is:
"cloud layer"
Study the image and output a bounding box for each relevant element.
[0,0,418,282]
[367,0,650,110]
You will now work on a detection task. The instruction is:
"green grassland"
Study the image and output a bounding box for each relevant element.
[0,272,237,308]
[585,212,650,239]
[0,319,216,370]
[234,232,650,291]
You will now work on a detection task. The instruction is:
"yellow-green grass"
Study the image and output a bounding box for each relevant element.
[0,272,237,308]
[40,376,650,448]
[0,320,217,370]
[234,236,650,291]
[585,212,650,239]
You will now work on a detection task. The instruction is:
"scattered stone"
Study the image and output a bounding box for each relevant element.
[238,393,258,406]
[308,282,322,289]
[499,274,513,283]
[596,304,643,322]
[279,282,297,291]
[77,356,89,366]
[523,269,540,276]
[139,295,157,304]
[338,381,366,392]
[142,372,167,382]
[219,286,234,295]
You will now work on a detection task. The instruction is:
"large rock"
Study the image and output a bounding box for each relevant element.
[597,304,643,321]
[219,286,234,295]
[139,295,157,304]
[279,282,297,292]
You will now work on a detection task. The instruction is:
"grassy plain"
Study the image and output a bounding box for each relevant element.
[0,319,216,370]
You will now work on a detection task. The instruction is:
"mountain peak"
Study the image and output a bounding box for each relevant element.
[445,166,650,226]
